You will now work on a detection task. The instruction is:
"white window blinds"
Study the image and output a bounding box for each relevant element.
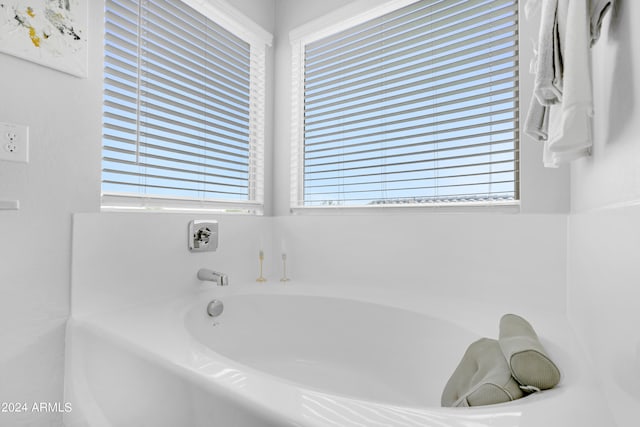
[291,0,519,207]
[102,0,268,212]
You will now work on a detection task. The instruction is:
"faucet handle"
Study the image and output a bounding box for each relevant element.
[188,221,218,252]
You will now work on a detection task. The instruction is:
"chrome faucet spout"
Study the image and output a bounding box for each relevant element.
[197,268,229,286]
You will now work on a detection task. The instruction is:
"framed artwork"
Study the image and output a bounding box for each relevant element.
[0,0,88,77]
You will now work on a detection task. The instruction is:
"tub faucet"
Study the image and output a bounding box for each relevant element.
[197,268,229,286]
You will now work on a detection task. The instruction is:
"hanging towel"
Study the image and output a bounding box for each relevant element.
[590,0,614,45]
[524,96,549,142]
[544,0,593,167]
[524,0,566,141]
[532,0,563,105]
[524,0,541,20]
[524,0,614,166]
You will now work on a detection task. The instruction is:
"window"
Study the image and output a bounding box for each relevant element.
[102,0,270,213]
[290,0,519,208]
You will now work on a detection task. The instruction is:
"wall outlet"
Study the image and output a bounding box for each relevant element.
[0,121,29,163]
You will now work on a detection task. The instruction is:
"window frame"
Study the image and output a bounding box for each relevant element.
[101,0,272,214]
[289,0,520,211]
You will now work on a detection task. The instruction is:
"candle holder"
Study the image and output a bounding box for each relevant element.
[280,253,290,282]
[256,250,267,282]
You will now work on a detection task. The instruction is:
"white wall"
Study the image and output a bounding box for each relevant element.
[568,207,640,427]
[0,2,103,426]
[71,213,272,316]
[70,212,568,325]
[567,2,640,426]
[272,213,568,313]
[570,0,640,212]
[0,1,275,426]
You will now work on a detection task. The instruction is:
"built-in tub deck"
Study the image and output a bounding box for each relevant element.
[64,284,615,427]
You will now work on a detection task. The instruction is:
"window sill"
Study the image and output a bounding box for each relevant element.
[290,201,521,215]
[101,194,263,216]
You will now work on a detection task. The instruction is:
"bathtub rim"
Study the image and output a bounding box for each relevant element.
[65,282,613,426]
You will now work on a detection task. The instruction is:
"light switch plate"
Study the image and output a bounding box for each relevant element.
[0,121,29,163]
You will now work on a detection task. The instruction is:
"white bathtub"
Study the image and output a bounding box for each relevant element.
[64,285,615,427]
